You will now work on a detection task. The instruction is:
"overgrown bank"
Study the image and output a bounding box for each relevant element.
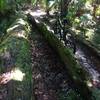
[0,14,32,100]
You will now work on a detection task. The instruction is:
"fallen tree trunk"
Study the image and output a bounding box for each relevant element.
[0,17,33,100]
[27,14,99,100]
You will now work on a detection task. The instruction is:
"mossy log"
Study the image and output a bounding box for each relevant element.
[0,18,33,100]
[27,14,97,100]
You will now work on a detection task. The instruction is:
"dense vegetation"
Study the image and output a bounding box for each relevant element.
[0,0,100,100]
[0,0,100,49]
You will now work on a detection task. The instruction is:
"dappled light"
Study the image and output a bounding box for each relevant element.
[46,25,54,33]
[87,81,93,87]
[30,9,46,17]
[35,18,40,23]
[0,0,100,100]
[7,25,19,33]
[17,18,26,25]
[11,68,25,81]
[16,31,26,38]
[6,18,30,40]
[85,1,93,11]
[0,68,25,84]
[13,30,27,39]
[85,29,95,40]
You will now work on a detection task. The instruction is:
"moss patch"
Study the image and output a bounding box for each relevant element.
[0,17,32,100]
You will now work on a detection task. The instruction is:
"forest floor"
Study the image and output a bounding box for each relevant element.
[27,7,100,88]
[30,25,81,100]
[0,7,81,100]
[0,5,100,100]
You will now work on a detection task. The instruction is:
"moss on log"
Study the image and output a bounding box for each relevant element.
[0,18,33,100]
[38,23,92,98]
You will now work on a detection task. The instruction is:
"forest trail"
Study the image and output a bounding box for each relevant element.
[27,7,100,89]
[0,1,100,100]
[0,5,100,100]
[30,24,80,100]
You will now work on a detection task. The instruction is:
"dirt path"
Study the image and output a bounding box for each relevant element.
[30,26,76,100]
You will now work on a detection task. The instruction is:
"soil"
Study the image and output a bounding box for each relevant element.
[30,26,73,100]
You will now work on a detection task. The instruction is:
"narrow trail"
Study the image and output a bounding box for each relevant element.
[27,9,100,99]
[29,8,100,88]
[30,26,79,100]
[36,13,100,88]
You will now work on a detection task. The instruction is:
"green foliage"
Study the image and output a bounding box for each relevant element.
[0,16,16,37]
[0,0,16,14]
[0,16,32,99]
[0,0,32,14]
[65,0,100,51]
[31,0,37,5]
